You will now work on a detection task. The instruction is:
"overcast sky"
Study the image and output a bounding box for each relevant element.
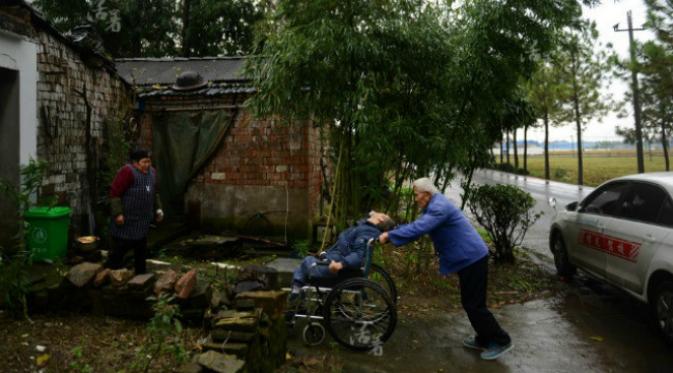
[525,0,656,143]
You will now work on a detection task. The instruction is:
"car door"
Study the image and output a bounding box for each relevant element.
[603,182,672,294]
[566,181,630,278]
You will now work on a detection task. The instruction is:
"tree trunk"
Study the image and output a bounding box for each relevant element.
[500,134,504,164]
[571,50,584,186]
[506,131,511,165]
[181,0,192,57]
[574,106,583,186]
[460,157,476,211]
[648,140,653,161]
[544,111,550,180]
[662,121,670,171]
[513,129,519,169]
[524,124,528,172]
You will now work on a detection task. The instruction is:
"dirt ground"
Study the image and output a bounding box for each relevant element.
[0,242,556,372]
[0,313,203,372]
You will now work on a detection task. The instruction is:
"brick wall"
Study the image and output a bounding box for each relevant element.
[34,29,132,232]
[139,94,325,238]
[202,112,309,188]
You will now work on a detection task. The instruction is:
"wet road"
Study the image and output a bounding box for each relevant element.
[291,282,673,372]
[443,169,595,265]
[288,170,672,372]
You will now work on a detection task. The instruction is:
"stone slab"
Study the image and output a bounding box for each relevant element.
[264,258,302,288]
[195,350,244,373]
[128,273,155,288]
[68,262,102,288]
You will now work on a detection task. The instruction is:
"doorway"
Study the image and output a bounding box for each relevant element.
[0,67,20,248]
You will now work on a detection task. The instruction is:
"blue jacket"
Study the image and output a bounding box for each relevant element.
[326,220,381,269]
[388,193,488,274]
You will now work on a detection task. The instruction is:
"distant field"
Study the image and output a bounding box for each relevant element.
[506,150,671,186]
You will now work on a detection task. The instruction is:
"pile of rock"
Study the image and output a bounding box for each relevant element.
[184,290,288,373]
[28,261,220,320]
[27,260,290,373]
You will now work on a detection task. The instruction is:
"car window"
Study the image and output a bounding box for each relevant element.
[620,182,667,224]
[658,197,673,228]
[581,182,629,217]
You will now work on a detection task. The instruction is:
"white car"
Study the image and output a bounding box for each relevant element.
[549,172,673,343]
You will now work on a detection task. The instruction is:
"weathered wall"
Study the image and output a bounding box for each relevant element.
[1,5,132,238]
[139,94,324,239]
[34,29,132,233]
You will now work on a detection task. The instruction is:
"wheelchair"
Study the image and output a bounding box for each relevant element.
[286,240,397,351]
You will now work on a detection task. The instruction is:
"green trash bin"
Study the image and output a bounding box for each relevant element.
[24,206,72,262]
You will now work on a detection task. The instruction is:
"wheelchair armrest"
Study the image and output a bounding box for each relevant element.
[311,258,331,267]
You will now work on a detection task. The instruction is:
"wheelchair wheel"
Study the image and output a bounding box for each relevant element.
[302,322,326,346]
[368,263,397,303]
[324,278,397,351]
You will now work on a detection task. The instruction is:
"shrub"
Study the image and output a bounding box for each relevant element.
[132,294,187,372]
[553,167,569,181]
[493,163,516,173]
[467,184,541,263]
[0,159,51,320]
[0,251,31,319]
[515,167,529,176]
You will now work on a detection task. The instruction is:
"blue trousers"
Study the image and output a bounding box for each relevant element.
[292,256,338,286]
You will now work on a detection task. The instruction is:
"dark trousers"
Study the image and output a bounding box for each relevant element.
[107,237,148,274]
[458,255,511,346]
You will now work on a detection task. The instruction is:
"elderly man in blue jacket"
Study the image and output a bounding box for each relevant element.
[379,177,512,360]
[290,212,395,297]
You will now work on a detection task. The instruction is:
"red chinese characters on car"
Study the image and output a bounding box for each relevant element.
[579,229,641,262]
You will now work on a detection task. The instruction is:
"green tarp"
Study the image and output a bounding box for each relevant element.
[152,110,234,215]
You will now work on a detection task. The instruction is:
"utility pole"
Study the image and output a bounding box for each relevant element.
[615,11,646,173]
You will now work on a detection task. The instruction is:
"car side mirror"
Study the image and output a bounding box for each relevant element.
[566,201,579,212]
[548,197,557,209]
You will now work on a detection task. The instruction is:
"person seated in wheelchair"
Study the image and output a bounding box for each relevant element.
[289,211,396,300]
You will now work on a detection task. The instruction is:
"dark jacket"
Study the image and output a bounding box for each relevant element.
[388,193,488,274]
[325,220,381,269]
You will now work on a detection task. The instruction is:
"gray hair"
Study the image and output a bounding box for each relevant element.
[412,177,439,195]
[375,216,396,232]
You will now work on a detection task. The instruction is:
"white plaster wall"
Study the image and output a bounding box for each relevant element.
[0,31,38,166]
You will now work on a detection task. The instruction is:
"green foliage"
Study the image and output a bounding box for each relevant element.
[132,294,188,373]
[527,47,573,180]
[646,0,673,47]
[33,0,264,57]
[0,251,31,320]
[556,21,611,185]
[553,167,570,182]
[0,159,54,319]
[69,345,94,373]
[468,184,542,263]
[291,240,311,258]
[615,40,673,171]
[0,159,53,213]
[182,0,266,56]
[491,163,529,176]
[247,0,588,226]
[101,116,132,188]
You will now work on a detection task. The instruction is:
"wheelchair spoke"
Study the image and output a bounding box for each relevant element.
[323,278,397,351]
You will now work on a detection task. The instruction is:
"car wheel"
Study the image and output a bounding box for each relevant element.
[551,232,576,278]
[653,281,673,344]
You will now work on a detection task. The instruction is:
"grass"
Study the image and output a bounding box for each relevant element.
[512,150,671,186]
